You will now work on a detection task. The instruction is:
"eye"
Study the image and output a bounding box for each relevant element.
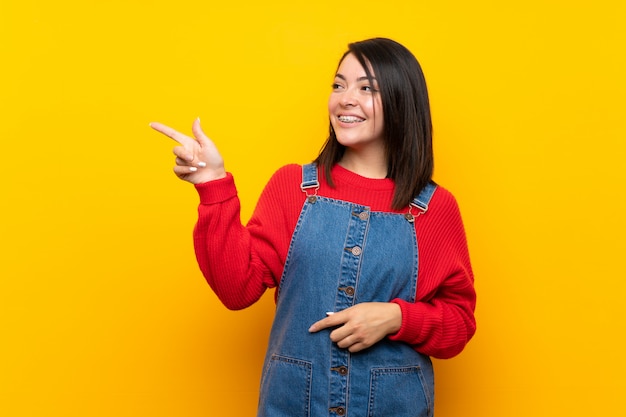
[331,83,343,90]
[361,85,379,93]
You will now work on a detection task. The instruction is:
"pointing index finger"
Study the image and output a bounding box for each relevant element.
[149,122,195,146]
[308,311,344,333]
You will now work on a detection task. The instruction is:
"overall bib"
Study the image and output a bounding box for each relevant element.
[258,164,437,417]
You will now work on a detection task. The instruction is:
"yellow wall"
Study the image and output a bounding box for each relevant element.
[2,1,625,415]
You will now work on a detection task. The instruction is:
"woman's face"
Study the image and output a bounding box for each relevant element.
[328,53,385,153]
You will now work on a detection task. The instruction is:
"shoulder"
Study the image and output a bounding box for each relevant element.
[251,165,303,220]
[431,184,458,207]
[256,164,308,206]
[270,163,303,180]
[428,184,464,221]
[416,183,469,248]
[264,164,304,190]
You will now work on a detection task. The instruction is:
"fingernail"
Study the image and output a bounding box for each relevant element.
[326,312,335,316]
[197,161,207,168]
[189,167,198,172]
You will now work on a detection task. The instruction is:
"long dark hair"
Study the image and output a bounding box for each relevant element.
[315,37,434,210]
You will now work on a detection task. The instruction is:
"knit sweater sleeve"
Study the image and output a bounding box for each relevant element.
[192,165,302,310]
[388,187,477,359]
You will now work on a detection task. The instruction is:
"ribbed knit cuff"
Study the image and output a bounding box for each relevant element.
[388,298,425,343]
[194,173,237,205]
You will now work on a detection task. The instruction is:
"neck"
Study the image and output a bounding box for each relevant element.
[339,148,388,179]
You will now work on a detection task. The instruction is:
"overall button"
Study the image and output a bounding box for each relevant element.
[331,365,348,375]
[350,246,362,256]
[338,286,355,296]
[358,211,369,220]
[308,195,317,203]
[330,407,346,416]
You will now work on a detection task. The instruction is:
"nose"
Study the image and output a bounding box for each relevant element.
[340,88,358,107]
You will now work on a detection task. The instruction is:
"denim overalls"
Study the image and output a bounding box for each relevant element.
[258,164,437,417]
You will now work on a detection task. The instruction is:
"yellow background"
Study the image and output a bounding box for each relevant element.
[2,0,625,415]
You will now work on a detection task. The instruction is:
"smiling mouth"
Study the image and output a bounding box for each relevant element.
[338,115,365,123]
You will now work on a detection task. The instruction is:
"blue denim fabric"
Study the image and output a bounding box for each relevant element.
[258,164,436,417]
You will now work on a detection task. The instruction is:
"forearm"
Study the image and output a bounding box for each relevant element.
[389,274,476,359]
[193,175,274,310]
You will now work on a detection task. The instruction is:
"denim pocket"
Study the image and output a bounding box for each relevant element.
[368,366,432,417]
[258,354,312,417]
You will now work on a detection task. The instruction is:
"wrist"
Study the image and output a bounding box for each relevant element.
[386,302,402,335]
[193,170,227,184]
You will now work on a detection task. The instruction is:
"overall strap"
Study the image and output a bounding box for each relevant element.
[410,182,437,213]
[300,163,319,194]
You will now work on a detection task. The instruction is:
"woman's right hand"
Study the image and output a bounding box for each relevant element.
[150,118,227,184]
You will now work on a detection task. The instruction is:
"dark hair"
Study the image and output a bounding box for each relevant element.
[315,37,434,210]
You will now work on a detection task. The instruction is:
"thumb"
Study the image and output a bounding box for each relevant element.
[191,117,212,146]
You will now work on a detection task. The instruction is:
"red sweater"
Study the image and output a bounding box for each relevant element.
[193,164,476,359]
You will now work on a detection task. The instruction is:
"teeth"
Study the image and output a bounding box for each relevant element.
[338,115,364,123]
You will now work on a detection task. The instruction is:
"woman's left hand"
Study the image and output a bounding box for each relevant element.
[308,302,402,352]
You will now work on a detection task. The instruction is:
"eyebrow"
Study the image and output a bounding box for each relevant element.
[335,73,378,82]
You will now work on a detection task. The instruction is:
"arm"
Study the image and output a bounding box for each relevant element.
[150,119,298,310]
[192,174,276,309]
[193,165,304,309]
[389,188,477,359]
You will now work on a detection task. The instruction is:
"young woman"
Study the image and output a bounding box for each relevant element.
[151,37,476,417]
